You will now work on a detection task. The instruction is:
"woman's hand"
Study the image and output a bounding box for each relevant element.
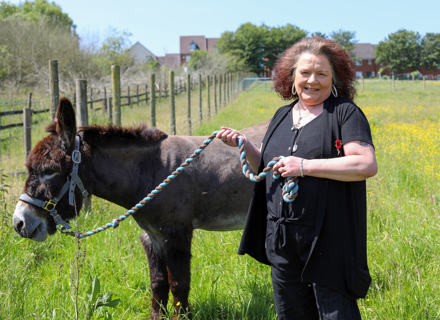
[272,156,302,178]
[216,127,247,148]
[272,140,378,181]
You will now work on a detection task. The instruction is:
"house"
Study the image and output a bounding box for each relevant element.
[156,35,219,69]
[129,42,157,64]
[351,43,380,78]
[157,54,181,69]
[179,36,218,66]
[352,43,440,79]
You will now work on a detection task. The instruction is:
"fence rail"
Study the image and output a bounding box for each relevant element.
[0,60,253,198]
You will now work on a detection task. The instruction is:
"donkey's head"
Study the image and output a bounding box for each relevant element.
[13,97,87,241]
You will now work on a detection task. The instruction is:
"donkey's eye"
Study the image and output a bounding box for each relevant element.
[41,169,57,177]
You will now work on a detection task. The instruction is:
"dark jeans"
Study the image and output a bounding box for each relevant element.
[271,266,362,320]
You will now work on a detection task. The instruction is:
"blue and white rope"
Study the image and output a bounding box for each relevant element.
[72,131,298,238]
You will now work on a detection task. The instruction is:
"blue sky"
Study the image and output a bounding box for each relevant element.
[9,0,440,56]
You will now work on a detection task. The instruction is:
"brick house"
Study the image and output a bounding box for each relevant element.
[352,43,440,79]
[156,35,219,69]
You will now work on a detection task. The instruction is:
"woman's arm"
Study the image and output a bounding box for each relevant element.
[216,127,262,171]
[273,140,378,182]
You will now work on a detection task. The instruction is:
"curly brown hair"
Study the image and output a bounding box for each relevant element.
[272,37,357,101]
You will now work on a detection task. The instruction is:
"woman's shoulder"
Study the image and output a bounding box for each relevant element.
[273,101,295,118]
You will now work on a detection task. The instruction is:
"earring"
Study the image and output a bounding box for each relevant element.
[332,85,338,97]
[292,84,297,95]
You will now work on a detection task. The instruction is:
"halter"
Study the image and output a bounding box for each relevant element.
[19,135,89,236]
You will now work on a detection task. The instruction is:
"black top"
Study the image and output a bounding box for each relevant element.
[264,108,320,227]
[238,96,374,300]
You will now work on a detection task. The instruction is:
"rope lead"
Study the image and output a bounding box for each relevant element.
[74,131,298,238]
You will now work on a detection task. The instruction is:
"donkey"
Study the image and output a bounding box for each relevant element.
[12,97,268,319]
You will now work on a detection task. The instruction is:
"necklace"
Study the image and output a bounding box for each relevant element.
[291,126,304,153]
[291,103,319,130]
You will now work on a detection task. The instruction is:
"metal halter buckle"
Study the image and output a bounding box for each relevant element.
[72,150,81,164]
[43,199,57,212]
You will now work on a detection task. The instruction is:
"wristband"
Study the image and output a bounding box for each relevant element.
[300,158,304,178]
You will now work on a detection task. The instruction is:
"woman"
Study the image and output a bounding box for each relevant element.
[217,37,377,319]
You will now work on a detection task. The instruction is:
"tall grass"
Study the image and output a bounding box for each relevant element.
[0,79,439,319]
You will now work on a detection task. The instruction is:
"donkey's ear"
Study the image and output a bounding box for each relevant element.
[55,97,77,149]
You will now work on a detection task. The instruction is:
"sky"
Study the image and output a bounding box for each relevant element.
[9,0,440,56]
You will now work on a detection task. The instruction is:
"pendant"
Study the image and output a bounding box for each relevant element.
[292,144,298,152]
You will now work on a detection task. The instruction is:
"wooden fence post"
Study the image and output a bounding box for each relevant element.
[223,73,227,104]
[111,65,121,126]
[28,92,32,110]
[158,82,162,103]
[214,75,217,114]
[219,74,222,107]
[361,75,364,91]
[127,86,130,106]
[107,97,113,124]
[187,74,191,136]
[103,87,107,111]
[76,79,91,209]
[150,74,156,127]
[49,60,59,119]
[170,71,176,135]
[206,75,211,119]
[198,74,203,121]
[76,79,89,126]
[392,74,395,92]
[90,88,93,110]
[23,108,32,160]
[145,84,149,105]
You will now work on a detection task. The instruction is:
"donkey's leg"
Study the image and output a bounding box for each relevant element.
[162,224,193,320]
[140,232,170,320]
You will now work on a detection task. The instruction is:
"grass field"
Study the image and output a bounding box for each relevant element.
[0,79,439,319]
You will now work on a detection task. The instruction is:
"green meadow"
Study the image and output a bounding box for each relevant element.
[0,79,439,319]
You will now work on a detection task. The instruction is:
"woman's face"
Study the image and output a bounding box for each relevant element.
[294,53,333,106]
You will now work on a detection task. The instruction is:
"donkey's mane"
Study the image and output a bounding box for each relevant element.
[80,124,168,145]
[46,123,167,146]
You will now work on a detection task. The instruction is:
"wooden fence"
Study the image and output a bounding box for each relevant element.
[0,60,251,162]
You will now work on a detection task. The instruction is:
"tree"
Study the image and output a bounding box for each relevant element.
[93,27,134,74]
[310,31,327,39]
[186,49,247,75]
[0,0,74,31]
[375,29,421,74]
[217,23,267,74]
[421,33,440,71]
[329,29,357,54]
[218,23,307,75]
[264,24,307,71]
[0,1,19,19]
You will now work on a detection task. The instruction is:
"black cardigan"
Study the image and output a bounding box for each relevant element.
[238,95,372,300]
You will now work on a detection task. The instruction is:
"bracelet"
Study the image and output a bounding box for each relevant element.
[300,158,304,178]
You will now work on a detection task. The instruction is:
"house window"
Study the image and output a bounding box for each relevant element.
[356,60,362,66]
[438,64,440,69]
[372,71,375,77]
[356,71,363,78]
[186,55,191,62]
[190,41,197,51]
[368,59,372,65]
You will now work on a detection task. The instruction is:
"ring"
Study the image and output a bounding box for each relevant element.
[279,161,284,166]
[221,138,226,142]
[280,168,284,173]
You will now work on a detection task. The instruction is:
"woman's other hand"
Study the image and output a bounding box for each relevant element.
[216,127,247,148]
